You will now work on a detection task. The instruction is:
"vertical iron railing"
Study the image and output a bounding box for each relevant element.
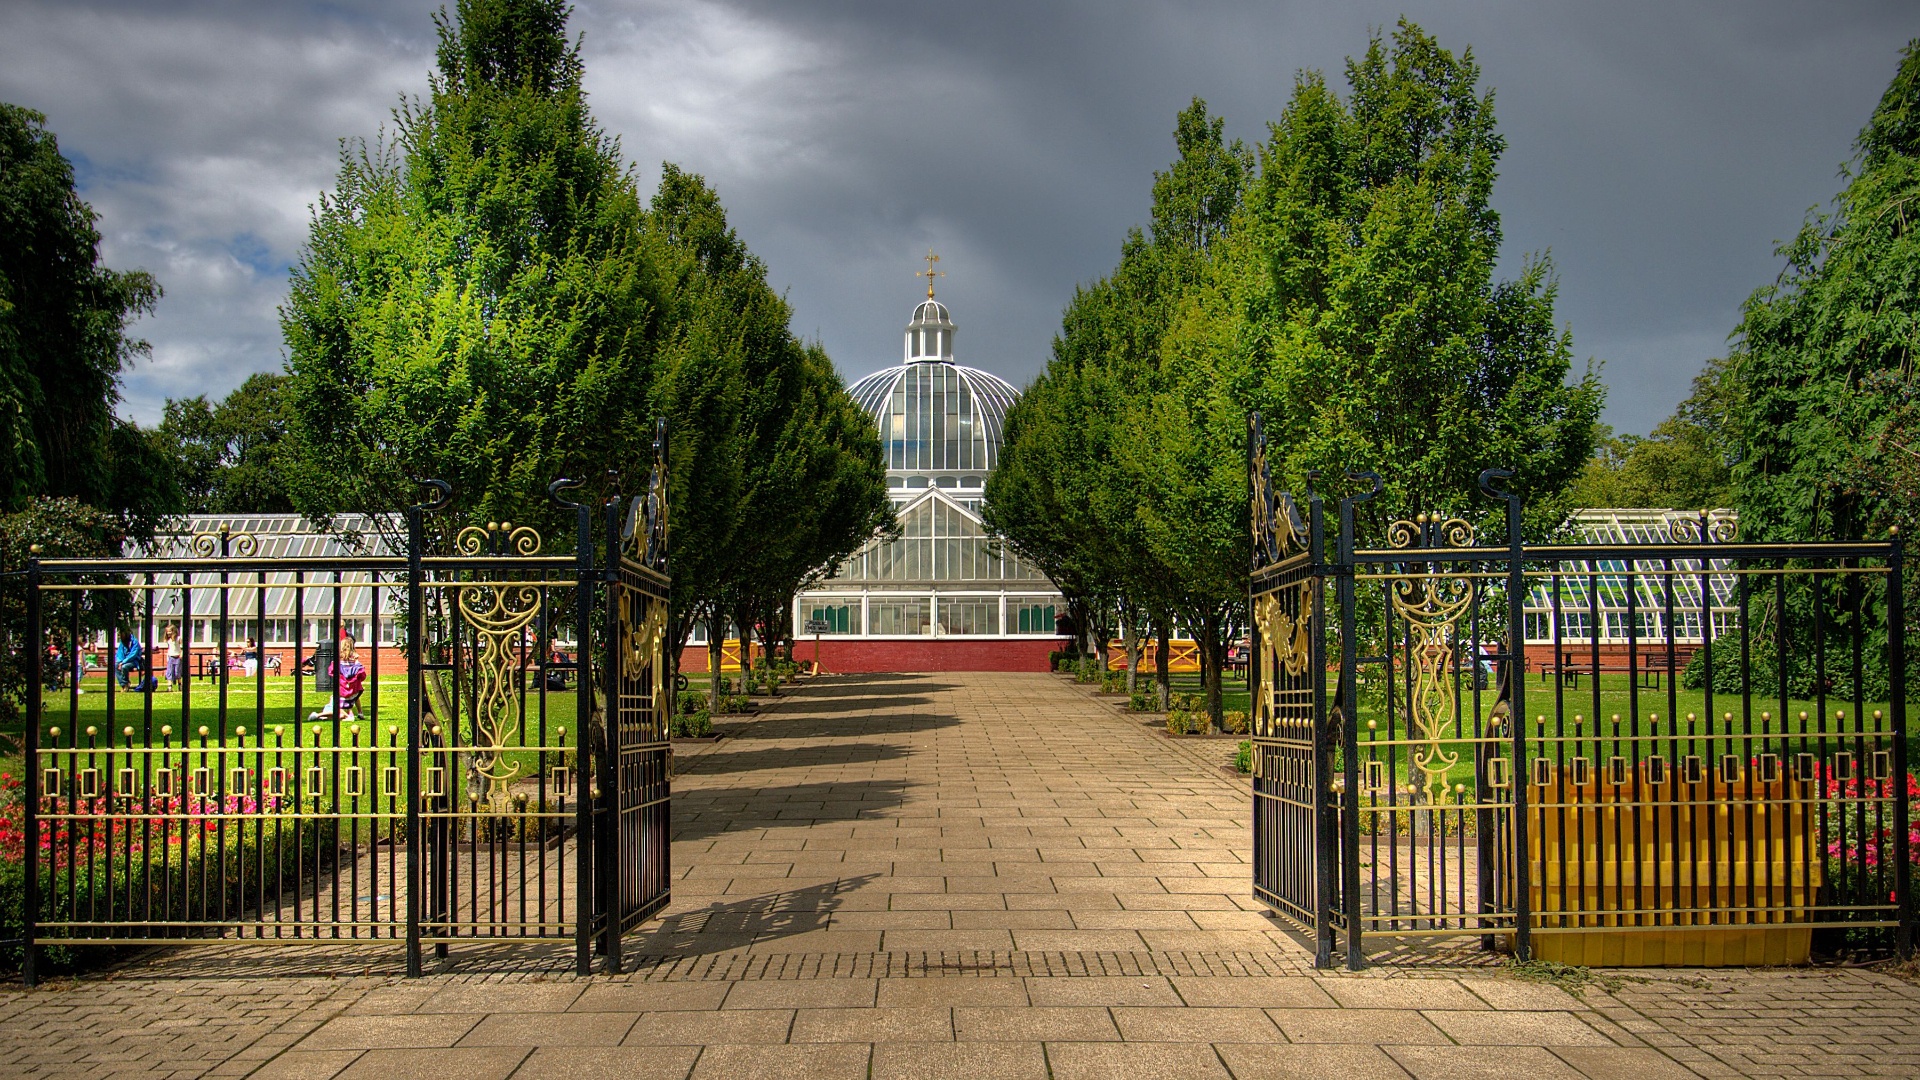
[20,462,673,985]
[1245,431,1913,970]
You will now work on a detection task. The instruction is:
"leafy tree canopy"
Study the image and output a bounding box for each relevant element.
[158,373,294,514]
[0,103,172,532]
[1568,357,1737,511]
[1230,20,1603,536]
[279,1,890,692]
[0,497,124,721]
[990,24,1603,723]
[1732,39,1920,542]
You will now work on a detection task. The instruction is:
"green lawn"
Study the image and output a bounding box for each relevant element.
[7,673,583,782]
[1346,671,1914,795]
[13,668,1907,795]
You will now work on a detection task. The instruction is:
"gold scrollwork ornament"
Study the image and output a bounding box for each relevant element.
[187,531,257,558]
[1390,574,1473,803]
[455,522,542,557]
[1251,584,1314,736]
[622,592,670,740]
[1385,515,1475,549]
[457,581,542,808]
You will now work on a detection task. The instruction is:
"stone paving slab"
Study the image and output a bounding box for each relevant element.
[3,672,1919,1078]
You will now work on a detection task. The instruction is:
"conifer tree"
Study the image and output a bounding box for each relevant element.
[282,0,661,541]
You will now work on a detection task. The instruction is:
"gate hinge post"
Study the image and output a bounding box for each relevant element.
[403,479,449,978]
[1889,528,1911,960]
[1480,468,1530,961]
[23,546,42,988]
[1338,470,1380,971]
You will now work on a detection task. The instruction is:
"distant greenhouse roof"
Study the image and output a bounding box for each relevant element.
[127,514,403,623]
[1522,508,1739,645]
[133,514,402,560]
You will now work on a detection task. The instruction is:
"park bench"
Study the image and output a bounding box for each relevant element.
[1536,647,1693,689]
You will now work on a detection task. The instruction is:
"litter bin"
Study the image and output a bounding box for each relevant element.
[313,643,336,693]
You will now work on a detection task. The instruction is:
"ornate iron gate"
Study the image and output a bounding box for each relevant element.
[1248,413,1914,969]
[1247,415,1334,964]
[21,442,673,984]
[597,423,674,972]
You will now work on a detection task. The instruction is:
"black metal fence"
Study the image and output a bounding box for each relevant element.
[22,445,673,984]
[1248,414,1914,969]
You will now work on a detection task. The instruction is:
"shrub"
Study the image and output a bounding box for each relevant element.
[1074,658,1098,684]
[1222,710,1251,735]
[1099,672,1124,693]
[1235,740,1253,773]
[677,690,707,716]
[672,712,714,738]
[1129,690,1156,713]
[1166,709,1201,735]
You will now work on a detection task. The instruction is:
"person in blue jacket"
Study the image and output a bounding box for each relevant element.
[114,636,145,689]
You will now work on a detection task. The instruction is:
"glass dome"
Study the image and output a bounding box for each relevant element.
[846,298,1020,490]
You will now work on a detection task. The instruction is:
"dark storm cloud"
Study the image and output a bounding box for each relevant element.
[0,0,1910,434]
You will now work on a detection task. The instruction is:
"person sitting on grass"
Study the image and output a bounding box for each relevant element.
[114,636,145,690]
[308,635,367,721]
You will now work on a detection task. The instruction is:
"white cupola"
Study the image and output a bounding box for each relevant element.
[904,297,955,363]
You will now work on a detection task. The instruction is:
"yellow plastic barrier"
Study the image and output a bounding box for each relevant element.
[1512,773,1821,967]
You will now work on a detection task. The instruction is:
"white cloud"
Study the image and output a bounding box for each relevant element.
[0,1,428,421]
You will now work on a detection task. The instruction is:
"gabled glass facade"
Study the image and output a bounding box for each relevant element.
[1522,509,1739,644]
[797,293,1063,640]
[832,493,1049,583]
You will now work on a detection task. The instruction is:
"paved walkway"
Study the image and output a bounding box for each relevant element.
[3,672,1918,1078]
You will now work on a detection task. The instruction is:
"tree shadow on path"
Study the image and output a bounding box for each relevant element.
[671,777,918,844]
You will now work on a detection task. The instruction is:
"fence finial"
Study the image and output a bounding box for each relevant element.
[1477,467,1516,502]
[548,476,586,511]
[409,479,452,512]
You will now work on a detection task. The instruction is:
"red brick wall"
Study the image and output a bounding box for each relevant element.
[681,638,1066,674]
[1523,642,1698,673]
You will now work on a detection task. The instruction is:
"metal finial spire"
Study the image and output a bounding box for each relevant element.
[915,249,944,299]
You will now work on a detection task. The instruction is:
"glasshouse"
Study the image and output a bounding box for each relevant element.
[750,290,1067,671]
[1520,508,1740,680]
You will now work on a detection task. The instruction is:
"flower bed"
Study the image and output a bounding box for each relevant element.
[1,773,341,975]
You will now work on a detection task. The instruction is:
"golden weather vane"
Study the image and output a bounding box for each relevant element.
[915,249,944,299]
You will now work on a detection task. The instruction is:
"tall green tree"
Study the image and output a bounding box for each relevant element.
[159,373,295,514]
[646,166,747,694]
[991,98,1252,718]
[724,340,892,695]
[637,164,890,703]
[281,0,663,544]
[1732,39,1920,543]
[994,25,1602,724]
[0,103,172,530]
[1229,22,1602,536]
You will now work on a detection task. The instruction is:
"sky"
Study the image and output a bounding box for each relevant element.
[0,0,1912,436]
